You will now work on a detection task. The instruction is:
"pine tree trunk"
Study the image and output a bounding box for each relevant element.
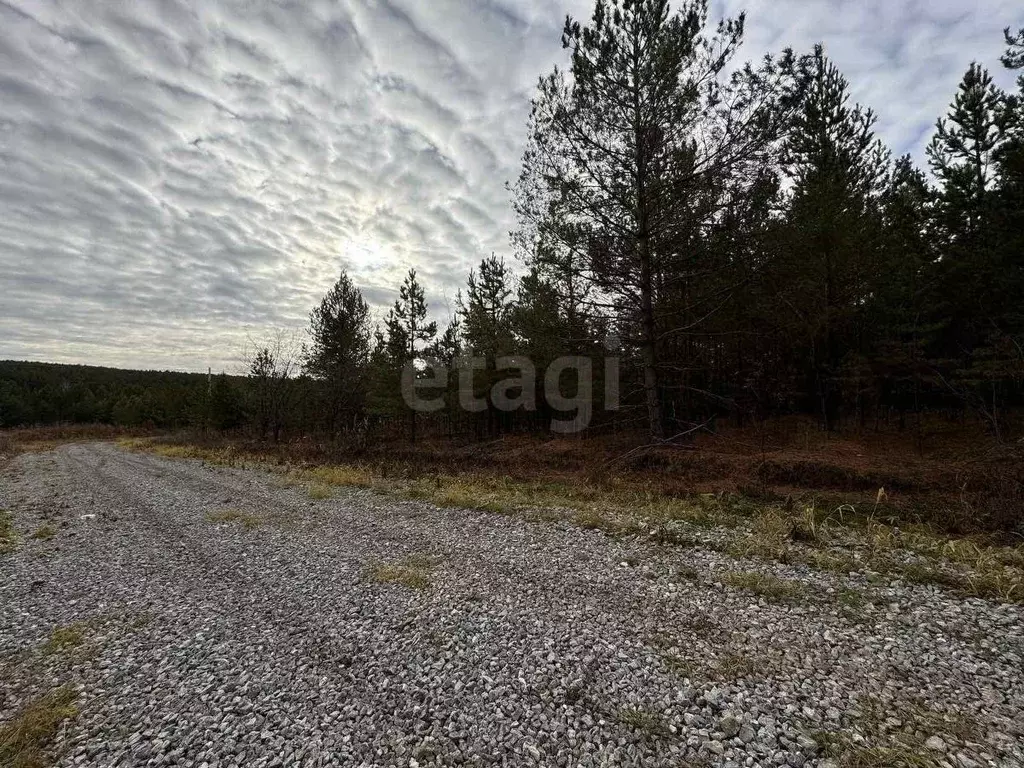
[639,236,665,440]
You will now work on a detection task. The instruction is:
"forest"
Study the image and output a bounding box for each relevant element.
[2,3,1023,453]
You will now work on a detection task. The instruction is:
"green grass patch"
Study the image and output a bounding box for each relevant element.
[42,623,87,655]
[0,685,78,768]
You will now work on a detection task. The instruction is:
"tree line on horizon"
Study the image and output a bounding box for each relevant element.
[3,1,1023,444]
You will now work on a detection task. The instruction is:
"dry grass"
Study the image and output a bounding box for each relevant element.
[369,564,431,590]
[1,425,145,462]
[660,647,763,683]
[368,554,444,590]
[120,436,1024,602]
[0,685,78,768]
[0,511,16,554]
[204,509,262,530]
[713,650,763,681]
[616,708,672,738]
[30,525,57,541]
[306,483,335,500]
[814,737,942,768]
[813,696,983,768]
[42,624,87,655]
[721,571,808,602]
[303,465,376,489]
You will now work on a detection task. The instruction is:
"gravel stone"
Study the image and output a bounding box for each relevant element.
[1,443,1023,768]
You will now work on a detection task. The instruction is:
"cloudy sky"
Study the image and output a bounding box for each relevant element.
[1,0,1021,372]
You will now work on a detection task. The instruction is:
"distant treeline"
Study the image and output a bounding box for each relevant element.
[0,361,246,430]
[5,4,1024,444]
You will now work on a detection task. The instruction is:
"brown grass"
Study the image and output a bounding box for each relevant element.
[813,695,983,768]
[0,686,78,768]
[3,425,146,460]
[119,425,1024,602]
[0,511,16,555]
[367,554,444,590]
[721,571,808,602]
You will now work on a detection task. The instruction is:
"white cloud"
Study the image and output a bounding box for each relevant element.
[0,0,1020,371]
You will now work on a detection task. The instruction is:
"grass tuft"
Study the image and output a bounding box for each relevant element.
[713,650,763,681]
[368,554,444,590]
[306,484,335,500]
[370,564,432,590]
[721,570,808,602]
[43,623,87,655]
[30,525,57,541]
[205,509,262,530]
[0,685,78,768]
[617,708,671,738]
[1,511,17,554]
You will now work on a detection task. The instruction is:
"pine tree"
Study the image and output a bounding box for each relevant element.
[1002,27,1024,72]
[927,64,1005,235]
[458,256,517,434]
[426,309,464,437]
[927,57,1019,436]
[381,269,437,442]
[871,156,937,430]
[513,0,796,439]
[461,255,515,358]
[304,270,371,433]
[512,268,567,367]
[998,27,1024,190]
[775,47,890,430]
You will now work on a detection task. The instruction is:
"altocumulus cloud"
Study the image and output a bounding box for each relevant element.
[0,0,1020,371]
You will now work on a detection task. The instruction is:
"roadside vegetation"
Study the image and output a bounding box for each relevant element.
[0,686,78,768]
[368,554,444,590]
[811,695,984,768]
[205,509,262,530]
[0,510,16,555]
[118,430,1024,603]
[42,624,88,656]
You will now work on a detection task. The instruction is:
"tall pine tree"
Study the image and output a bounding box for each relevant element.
[304,270,371,433]
[514,0,796,438]
[774,47,889,430]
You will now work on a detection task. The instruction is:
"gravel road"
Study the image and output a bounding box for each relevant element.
[1,443,1022,768]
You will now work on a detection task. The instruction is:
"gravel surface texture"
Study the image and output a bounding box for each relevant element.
[1,443,1022,768]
